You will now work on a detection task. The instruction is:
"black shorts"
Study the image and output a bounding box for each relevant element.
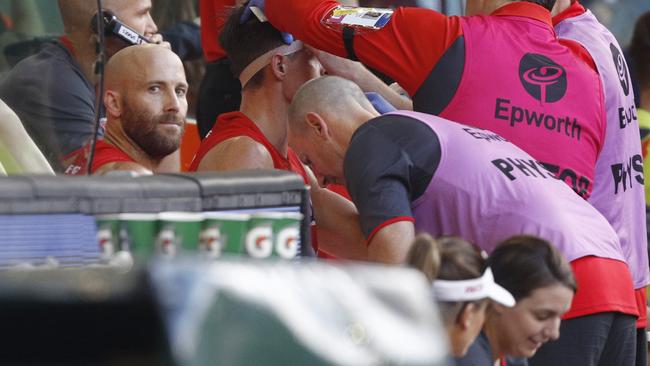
[529,312,637,366]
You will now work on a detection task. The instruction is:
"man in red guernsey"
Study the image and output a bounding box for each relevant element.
[65,45,188,176]
[248,0,639,364]
[190,6,367,260]
[0,0,164,171]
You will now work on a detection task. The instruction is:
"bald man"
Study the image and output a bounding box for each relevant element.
[65,45,187,176]
[290,76,639,365]
[0,0,163,171]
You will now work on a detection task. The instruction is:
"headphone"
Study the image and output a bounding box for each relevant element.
[90,10,150,46]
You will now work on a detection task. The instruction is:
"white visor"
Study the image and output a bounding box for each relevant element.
[238,40,304,88]
[432,268,516,307]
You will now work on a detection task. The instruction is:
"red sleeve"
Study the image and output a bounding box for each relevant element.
[200,0,235,61]
[266,0,462,96]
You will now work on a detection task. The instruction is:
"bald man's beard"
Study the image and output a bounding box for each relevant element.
[121,104,185,160]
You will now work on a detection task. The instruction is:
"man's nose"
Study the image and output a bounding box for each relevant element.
[144,13,158,37]
[165,91,181,113]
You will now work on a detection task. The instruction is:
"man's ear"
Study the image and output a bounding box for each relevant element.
[305,112,331,140]
[104,90,122,118]
[270,54,286,80]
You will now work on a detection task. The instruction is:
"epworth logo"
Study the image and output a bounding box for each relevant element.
[519,53,567,103]
[610,43,630,96]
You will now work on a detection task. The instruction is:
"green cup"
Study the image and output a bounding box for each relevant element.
[157,212,204,257]
[95,214,120,262]
[201,212,251,258]
[245,213,277,259]
[245,212,304,259]
[273,212,303,260]
[118,213,159,262]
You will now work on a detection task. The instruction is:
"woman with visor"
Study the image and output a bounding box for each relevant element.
[457,236,577,366]
[406,235,516,357]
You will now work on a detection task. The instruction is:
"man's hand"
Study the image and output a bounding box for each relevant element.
[148,34,172,49]
[240,0,266,23]
[240,0,294,44]
[365,92,396,114]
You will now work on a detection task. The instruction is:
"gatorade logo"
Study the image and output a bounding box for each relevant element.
[519,54,567,103]
[157,228,177,258]
[276,227,300,259]
[200,227,222,259]
[245,226,273,258]
[610,43,630,96]
[97,229,115,259]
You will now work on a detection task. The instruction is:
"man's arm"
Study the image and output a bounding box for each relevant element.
[344,114,441,264]
[265,0,461,95]
[0,100,54,174]
[195,136,275,171]
[310,48,412,110]
[368,221,415,264]
[304,165,368,260]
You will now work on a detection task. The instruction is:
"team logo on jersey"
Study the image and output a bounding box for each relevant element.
[519,53,567,103]
[610,43,630,96]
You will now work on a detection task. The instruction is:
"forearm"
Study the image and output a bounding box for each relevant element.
[0,103,53,174]
[267,0,347,57]
[354,70,413,110]
[310,186,368,260]
[266,0,450,95]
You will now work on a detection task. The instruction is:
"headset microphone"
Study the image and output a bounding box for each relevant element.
[91,10,150,46]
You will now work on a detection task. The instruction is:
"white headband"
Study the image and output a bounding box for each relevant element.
[238,41,304,88]
[432,268,516,307]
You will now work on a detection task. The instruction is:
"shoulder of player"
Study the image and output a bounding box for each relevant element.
[197,135,274,171]
[93,161,152,176]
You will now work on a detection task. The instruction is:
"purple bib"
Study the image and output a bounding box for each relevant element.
[392,111,624,264]
[555,10,649,289]
[440,15,606,200]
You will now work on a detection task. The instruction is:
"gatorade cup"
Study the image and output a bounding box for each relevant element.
[245,213,277,259]
[157,212,204,257]
[95,214,120,262]
[274,212,303,260]
[118,213,159,262]
[200,212,251,259]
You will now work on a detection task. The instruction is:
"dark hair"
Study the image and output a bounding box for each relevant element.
[487,236,576,301]
[407,235,486,282]
[219,4,285,88]
[523,0,557,11]
[630,12,650,90]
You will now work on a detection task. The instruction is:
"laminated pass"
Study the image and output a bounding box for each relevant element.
[322,6,394,32]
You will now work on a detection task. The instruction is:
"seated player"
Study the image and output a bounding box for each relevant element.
[65,44,188,176]
[190,5,374,259]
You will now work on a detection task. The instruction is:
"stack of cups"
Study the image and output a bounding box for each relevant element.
[95,211,304,263]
